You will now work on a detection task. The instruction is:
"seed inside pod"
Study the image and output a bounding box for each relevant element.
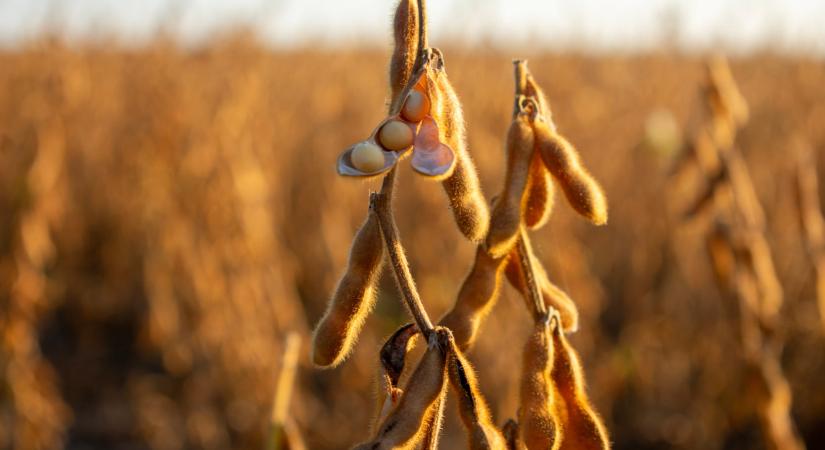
[378,120,414,151]
[351,142,386,173]
[401,90,430,123]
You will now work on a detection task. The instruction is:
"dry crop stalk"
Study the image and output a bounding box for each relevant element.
[269,333,306,450]
[793,143,825,333]
[675,57,805,450]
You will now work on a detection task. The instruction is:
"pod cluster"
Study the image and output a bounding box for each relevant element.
[310,1,612,448]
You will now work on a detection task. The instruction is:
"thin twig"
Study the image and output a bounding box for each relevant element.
[517,229,548,319]
[370,192,435,337]
[417,0,428,51]
[268,332,302,450]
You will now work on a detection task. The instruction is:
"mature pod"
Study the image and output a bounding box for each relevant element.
[550,321,610,450]
[518,317,560,450]
[534,120,608,226]
[439,246,509,351]
[389,0,419,110]
[312,213,384,367]
[487,113,535,258]
[446,338,508,449]
[524,153,556,229]
[504,235,579,333]
[433,66,490,242]
[354,328,451,450]
[515,61,555,230]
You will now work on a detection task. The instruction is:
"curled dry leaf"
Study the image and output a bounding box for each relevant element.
[312,212,384,368]
[550,319,610,450]
[446,337,508,450]
[375,323,420,428]
[487,111,535,258]
[533,119,608,226]
[353,328,451,450]
[518,316,560,450]
[439,246,509,351]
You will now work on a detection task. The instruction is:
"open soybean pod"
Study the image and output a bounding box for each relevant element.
[446,337,508,449]
[428,51,490,242]
[518,316,560,450]
[353,328,451,450]
[487,107,536,258]
[550,319,610,450]
[389,0,419,110]
[514,60,555,230]
[338,116,417,178]
[312,213,384,368]
[533,119,608,226]
[504,234,579,333]
[439,246,509,351]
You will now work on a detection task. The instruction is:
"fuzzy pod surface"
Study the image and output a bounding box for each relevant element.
[312,213,384,368]
[533,120,607,226]
[487,114,535,258]
[439,246,509,351]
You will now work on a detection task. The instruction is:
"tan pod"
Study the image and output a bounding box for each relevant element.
[534,120,607,226]
[550,322,610,450]
[518,318,560,450]
[311,213,384,367]
[487,114,535,258]
[439,246,509,351]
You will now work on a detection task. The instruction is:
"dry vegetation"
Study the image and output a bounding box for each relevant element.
[2,7,825,449]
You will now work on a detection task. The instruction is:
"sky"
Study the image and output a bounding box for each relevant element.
[1,0,824,55]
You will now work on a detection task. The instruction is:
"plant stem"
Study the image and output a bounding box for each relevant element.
[370,191,435,337]
[370,191,435,336]
[516,229,548,320]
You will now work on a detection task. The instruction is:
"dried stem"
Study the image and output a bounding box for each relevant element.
[269,332,302,450]
[370,191,435,337]
[517,229,548,319]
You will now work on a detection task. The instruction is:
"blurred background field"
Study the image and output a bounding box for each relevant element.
[2,4,825,450]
